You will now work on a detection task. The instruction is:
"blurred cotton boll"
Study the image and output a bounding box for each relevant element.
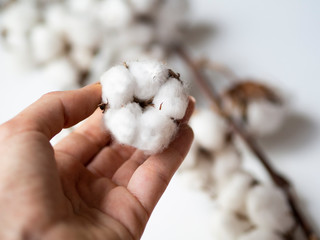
[211,208,251,240]
[223,81,286,137]
[190,109,229,152]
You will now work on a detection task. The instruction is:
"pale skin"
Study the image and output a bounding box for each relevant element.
[0,83,194,240]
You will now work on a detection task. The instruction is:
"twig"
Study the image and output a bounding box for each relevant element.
[176,46,318,240]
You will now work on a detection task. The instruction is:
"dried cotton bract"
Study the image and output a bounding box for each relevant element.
[100,61,188,153]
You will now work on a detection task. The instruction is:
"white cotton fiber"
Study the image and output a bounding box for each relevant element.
[100,61,188,153]
[30,25,64,64]
[217,171,254,214]
[190,109,228,152]
[128,61,169,100]
[100,65,135,108]
[153,78,188,120]
[104,103,142,146]
[246,185,294,233]
[239,229,283,240]
[212,145,242,182]
[134,107,177,153]
[247,99,286,137]
[212,208,251,240]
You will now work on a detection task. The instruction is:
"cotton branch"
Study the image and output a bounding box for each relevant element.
[176,46,318,240]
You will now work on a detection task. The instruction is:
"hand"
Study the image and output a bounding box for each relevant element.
[0,84,194,240]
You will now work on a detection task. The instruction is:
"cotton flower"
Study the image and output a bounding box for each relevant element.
[246,185,294,233]
[190,109,228,152]
[239,229,283,240]
[101,61,188,153]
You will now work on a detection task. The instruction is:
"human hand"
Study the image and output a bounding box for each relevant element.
[0,83,194,240]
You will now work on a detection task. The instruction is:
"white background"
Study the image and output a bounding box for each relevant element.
[0,1,319,239]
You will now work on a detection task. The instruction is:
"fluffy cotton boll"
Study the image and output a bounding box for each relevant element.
[30,25,65,64]
[134,108,177,153]
[190,109,228,152]
[97,0,133,30]
[212,208,251,240]
[100,65,135,108]
[153,78,189,120]
[217,171,254,214]
[66,16,102,49]
[70,47,94,71]
[42,57,79,90]
[1,1,39,33]
[128,61,169,100]
[247,100,286,137]
[44,4,69,33]
[212,145,242,182]
[104,103,142,146]
[239,229,283,240]
[129,0,161,15]
[246,185,294,233]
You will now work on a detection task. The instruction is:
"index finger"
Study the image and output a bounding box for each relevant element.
[5,83,102,140]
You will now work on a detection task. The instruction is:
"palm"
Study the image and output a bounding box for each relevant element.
[0,85,194,240]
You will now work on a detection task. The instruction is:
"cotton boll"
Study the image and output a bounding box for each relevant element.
[217,171,254,214]
[66,16,102,49]
[153,78,188,120]
[134,107,177,153]
[212,208,251,240]
[128,61,169,100]
[30,25,65,64]
[1,1,39,34]
[129,0,161,15]
[190,109,228,152]
[212,145,242,182]
[42,57,79,90]
[100,65,135,108]
[70,47,94,71]
[247,100,286,137]
[104,103,142,146]
[98,0,133,30]
[246,185,294,233]
[239,229,283,240]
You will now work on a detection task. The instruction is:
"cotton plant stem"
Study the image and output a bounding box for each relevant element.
[176,46,318,240]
